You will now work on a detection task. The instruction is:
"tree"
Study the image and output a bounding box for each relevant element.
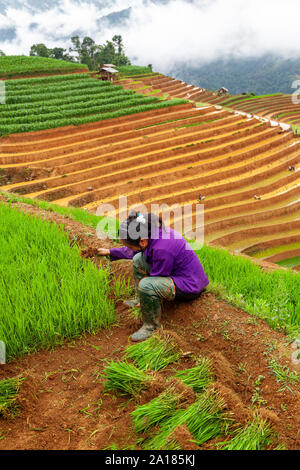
[28,35,131,71]
[81,37,97,69]
[112,34,131,66]
[69,36,99,69]
[69,36,82,63]
[112,35,123,55]
[0,50,5,57]
[50,47,73,62]
[30,43,50,57]
[95,41,116,66]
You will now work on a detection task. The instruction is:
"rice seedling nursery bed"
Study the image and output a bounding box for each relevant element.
[0,202,114,360]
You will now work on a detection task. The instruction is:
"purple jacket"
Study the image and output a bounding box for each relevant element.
[109,227,209,294]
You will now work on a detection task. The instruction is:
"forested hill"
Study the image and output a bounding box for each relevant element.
[170,55,300,95]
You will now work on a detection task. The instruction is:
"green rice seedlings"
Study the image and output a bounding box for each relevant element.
[163,425,195,450]
[0,204,115,360]
[186,390,229,445]
[0,376,23,417]
[218,416,274,450]
[143,408,190,450]
[143,390,228,450]
[175,356,214,393]
[103,361,153,396]
[273,442,286,450]
[131,386,181,433]
[125,332,183,371]
[162,436,183,450]
[267,358,300,392]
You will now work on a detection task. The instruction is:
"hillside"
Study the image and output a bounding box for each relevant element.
[1,70,299,272]
[0,72,185,134]
[171,55,300,95]
[0,55,87,79]
[200,91,300,132]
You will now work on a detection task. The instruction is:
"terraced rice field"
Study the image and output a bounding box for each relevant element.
[127,72,300,132]
[200,91,300,129]
[0,73,186,134]
[0,55,88,79]
[1,79,299,271]
[115,72,206,101]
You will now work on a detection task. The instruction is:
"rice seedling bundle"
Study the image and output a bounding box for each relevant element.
[103,361,153,396]
[0,376,23,416]
[143,390,228,449]
[125,332,183,371]
[143,408,189,450]
[175,357,214,393]
[185,390,229,445]
[131,387,181,433]
[218,416,274,450]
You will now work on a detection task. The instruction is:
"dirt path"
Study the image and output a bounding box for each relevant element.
[0,200,299,450]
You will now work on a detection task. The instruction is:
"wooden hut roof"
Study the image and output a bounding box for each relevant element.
[100,66,119,74]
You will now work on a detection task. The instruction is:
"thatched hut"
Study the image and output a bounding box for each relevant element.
[97,64,120,82]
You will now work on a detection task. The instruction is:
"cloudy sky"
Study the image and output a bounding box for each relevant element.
[1,0,300,71]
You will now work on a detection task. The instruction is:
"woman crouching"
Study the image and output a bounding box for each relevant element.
[98,211,209,342]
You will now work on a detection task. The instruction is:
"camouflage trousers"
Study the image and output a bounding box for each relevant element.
[133,252,176,328]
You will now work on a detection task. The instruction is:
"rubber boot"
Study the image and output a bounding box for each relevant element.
[130,323,157,342]
[130,290,162,342]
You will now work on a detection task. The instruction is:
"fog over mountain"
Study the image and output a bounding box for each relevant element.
[1,0,300,94]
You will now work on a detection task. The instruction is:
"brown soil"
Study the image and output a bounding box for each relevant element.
[0,199,299,451]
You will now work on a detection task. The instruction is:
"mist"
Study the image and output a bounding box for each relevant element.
[1,0,300,72]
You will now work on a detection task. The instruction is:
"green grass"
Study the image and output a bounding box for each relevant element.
[196,245,300,338]
[125,332,183,371]
[1,192,119,236]
[0,376,24,417]
[277,256,300,269]
[0,203,115,360]
[267,358,300,392]
[292,124,300,135]
[0,55,87,78]
[220,93,282,108]
[118,66,154,76]
[252,243,300,259]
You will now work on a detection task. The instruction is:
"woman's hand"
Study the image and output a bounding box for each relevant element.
[97,248,110,256]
